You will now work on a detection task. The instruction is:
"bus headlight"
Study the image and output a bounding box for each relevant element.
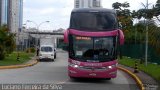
[107,64,117,70]
[108,66,112,69]
[74,65,79,68]
[69,63,79,68]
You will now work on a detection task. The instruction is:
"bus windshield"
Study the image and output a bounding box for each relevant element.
[70,12,118,31]
[69,35,118,62]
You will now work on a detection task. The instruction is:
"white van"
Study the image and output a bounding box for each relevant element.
[39,45,56,61]
[38,37,57,61]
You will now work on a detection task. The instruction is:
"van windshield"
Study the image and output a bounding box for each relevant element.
[41,47,53,52]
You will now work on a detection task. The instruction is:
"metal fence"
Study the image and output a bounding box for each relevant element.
[121,44,160,64]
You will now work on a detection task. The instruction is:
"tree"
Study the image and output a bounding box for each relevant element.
[147,21,160,54]
[0,25,16,60]
[112,2,135,43]
[112,2,132,29]
[154,0,160,22]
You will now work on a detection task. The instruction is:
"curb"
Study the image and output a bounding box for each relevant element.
[0,60,38,69]
[118,66,145,90]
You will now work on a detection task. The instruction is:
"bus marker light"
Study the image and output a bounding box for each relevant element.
[109,71,117,75]
[70,70,77,74]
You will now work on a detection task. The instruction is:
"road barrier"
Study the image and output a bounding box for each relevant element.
[134,61,139,73]
[118,66,145,90]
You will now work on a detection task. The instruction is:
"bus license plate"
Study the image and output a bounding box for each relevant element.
[89,73,96,76]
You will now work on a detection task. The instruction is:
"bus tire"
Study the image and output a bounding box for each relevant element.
[105,78,111,80]
[69,76,76,80]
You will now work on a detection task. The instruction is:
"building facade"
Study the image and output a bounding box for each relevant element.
[8,0,23,33]
[74,0,102,8]
[8,0,23,46]
[0,0,23,33]
[0,0,8,25]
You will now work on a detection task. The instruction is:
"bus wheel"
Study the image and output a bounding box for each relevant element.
[105,78,111,80]
[69,76,76,80]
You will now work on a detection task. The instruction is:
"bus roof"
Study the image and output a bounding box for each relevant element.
[72,8,116,14]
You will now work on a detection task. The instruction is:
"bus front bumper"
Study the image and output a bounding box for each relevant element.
[68,66,117,79]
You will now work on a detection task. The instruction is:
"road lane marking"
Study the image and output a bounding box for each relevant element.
[56,79,69,84]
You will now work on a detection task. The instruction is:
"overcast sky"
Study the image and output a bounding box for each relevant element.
[23,0,157,31]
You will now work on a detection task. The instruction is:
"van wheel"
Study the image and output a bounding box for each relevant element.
[52,59,54,62]
[38,59,41,62]
[54,54,56,59]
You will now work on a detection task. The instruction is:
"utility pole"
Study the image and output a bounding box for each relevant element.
[141,0,149,66]
[145,20,148,66]
[141,0,150,66]
[144,0,149,66]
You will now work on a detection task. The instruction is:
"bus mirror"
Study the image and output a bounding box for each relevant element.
[118,22,122,29]
[64,30,68,43]
[118,30,124,45]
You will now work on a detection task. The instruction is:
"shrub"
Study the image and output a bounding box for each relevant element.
[25,48,35,53]
[25,48,30,53]
[0,45,5,60]
[30,48,35,53]
[0,25,15,59]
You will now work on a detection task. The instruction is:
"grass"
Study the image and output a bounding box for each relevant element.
[119,57,160,83]
[0,52,35,66]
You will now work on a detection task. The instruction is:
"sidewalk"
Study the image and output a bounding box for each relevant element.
[25,55,38,64]
[119,64,159,90]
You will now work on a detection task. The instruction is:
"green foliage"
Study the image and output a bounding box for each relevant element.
[0,52,34,66]
[112,2,130,10]
[149,26,160,54]
[137,9,155,19]
[112,2,122,9]
[154,0,160,16]
[25,48,35,53]
[30,48,35,53]
[112,2,133,43]
[119,57,160,83]
[0,25,16,60]
[0,45,5,60]
[25,48,30,53]
[112,1,160,52]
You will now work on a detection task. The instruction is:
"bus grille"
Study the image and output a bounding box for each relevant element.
[79,66,107,71]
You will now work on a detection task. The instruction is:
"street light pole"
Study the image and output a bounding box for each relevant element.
[141,0,150,66]
[144,0,149,66]
[26,20,38,47]
[145,21,149,66]
[25,21,31,49]
[26,20,50,47]
[36,21,50,46]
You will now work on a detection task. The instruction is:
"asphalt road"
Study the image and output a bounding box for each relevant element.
[0,51,139,90]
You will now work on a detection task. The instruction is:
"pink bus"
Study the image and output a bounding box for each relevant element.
[64,8,124,80]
